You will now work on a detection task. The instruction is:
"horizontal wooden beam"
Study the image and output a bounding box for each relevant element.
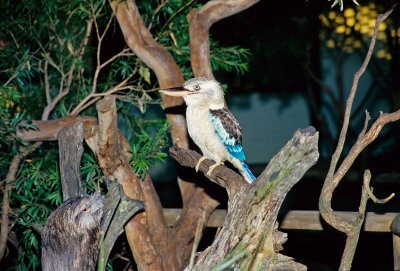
[163,209,398,232]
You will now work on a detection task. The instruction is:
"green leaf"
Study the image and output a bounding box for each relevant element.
[139,66,151,84]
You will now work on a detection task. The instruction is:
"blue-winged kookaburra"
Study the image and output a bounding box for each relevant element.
[160,77,255,183]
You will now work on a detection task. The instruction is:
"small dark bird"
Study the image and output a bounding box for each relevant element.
[41,192,104,271]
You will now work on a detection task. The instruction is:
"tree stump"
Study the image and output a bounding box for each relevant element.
[172,127,319,270]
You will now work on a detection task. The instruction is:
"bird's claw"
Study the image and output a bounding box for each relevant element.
[195,156,208,172]
[207,161,224,176]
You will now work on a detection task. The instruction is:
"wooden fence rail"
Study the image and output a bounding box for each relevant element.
[164,209,396,231]
[163,209,400,269]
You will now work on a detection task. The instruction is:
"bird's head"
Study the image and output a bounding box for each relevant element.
[160,77,225,108]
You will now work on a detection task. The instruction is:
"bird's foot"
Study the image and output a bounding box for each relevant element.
[195,156,208,172]
[207,161,224,176]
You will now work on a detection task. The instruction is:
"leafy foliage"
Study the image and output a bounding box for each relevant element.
[128,117,170,179]
[12,157,61,270]
[0,0,250,269]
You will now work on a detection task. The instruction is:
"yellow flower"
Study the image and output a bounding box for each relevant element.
[344,8,355,18]
[377,32,386,40]
[368,19,377,28]
[326,40,335,48]
[346,17,356,27]
[344,46,353,53]
[336,25,346,34]
[360,25,369,34]
[335,16,345,25]
[376,49,386,59]
[353,41,362,48]
[319,14,330,26]
[359,6,370,14]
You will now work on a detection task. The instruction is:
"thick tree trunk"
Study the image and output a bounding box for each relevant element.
[172,127,319,270]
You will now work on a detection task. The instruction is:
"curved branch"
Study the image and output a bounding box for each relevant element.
[110,0,188,148]
[319,5,397,270]
[110,2,227,269]
[85,96,163,270]
[183,127,319,270]
[319,5,397,234]
[187,0,259,78]
[363,170,395,204]
[169,145,247,196]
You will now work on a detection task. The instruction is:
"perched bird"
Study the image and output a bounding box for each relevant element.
[41,192,104,271]
[160,77,255,183]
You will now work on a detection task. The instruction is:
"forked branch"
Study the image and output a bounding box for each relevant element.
[319,5,397,270]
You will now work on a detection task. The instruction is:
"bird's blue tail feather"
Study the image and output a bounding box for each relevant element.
[240,161,256,183]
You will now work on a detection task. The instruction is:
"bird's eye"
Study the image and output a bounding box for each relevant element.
[193,85,201,91]
[82,207,89,212]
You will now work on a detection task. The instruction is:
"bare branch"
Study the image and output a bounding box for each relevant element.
[319,5,397,270]
[363,170,395,204]
[325,6,395,183]
[17,116,98,142]
[4,54,30,86]
[70,48,134,115]
[187,0,260,78]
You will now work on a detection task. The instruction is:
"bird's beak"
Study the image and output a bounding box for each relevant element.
[159,86,191,97]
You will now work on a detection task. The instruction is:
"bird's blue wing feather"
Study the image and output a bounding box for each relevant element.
[209,109,246,161]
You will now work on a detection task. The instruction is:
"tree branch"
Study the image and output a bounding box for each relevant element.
[169,145,247,196]
[319,5,397,270]
[84,96,163,270]
[0,142,41,260]
[17,115,98,142]
[174,127,319,270]
[187,0,260,78]
[58,122,84,201]
[110,2,225,269]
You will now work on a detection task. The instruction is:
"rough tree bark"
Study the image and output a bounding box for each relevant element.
[15,0,303,269]
[108,0,260,269]
[58,122,84,201]
[109,2,221,269]
[85,96,218,270]
[17,102,318,271]
[172,127,319,270]
[43,122,144,271]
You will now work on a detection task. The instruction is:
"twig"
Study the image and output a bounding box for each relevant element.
[70,49,135,115]
[188,211,205,271]
[4,54,30,86]
[363,170,395,204]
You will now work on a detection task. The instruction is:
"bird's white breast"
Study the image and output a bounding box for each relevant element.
[186,105,231,163]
